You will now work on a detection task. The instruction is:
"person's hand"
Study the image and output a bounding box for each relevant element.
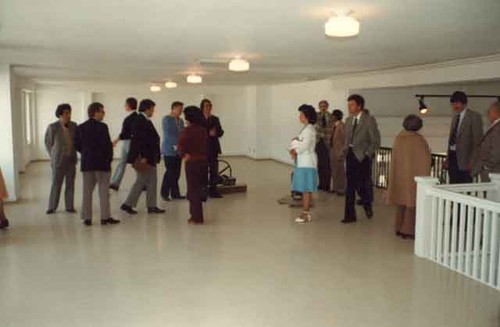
[140,158,147,164]
[289,149,297,160]
[442,159,448,170]
[183,154,191,161]
[466,162,472,172]
[209,128,217,137]
[112,139,119,147]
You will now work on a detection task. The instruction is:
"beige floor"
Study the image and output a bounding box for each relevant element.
[1,158,499,327]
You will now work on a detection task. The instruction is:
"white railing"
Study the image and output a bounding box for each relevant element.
[415,174,500,290]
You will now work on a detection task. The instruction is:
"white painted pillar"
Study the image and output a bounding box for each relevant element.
[489,173,500,202]
[414,176,439,258]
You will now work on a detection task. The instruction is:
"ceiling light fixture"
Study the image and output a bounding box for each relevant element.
[418,97,429,115]
[229,58,250,72]
[187,74,202,84]
[165,81,178,89]
[325,12,360,37]
[150,84,162,92]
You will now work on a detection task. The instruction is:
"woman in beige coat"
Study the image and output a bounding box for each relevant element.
[329,110,346,195]
[387,115,431,239]
[0,167,9,229]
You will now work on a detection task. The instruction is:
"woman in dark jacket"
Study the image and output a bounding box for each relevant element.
[178,106,208,225]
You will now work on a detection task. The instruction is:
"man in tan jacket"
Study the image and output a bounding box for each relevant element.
[472,102,500,182]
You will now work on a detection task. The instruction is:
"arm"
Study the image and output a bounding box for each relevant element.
[291,127,315,154]
[213,117,224,138]
[74,126,82,153]
[366,116,381,158]
[44,124,55,155]
[103,124,114,163]
[469,112,484,169]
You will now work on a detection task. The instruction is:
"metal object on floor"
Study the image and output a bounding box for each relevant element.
[216,159,247,194]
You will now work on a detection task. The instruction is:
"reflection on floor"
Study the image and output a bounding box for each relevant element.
[1,158,499,327]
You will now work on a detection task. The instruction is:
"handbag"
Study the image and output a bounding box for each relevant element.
[132,156,150,172]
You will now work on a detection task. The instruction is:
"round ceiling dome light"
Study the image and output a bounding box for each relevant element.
[165,81,178,89]
[187,74,202,84]
[150,84,162,92]
[325,13,360,37]
[229,58,250,72]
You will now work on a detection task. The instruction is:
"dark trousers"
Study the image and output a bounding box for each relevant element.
[161,156,182,199]
[186,160,207,222]
[208,154,219,191]
[357,157,374,203]
[316,139,331,191]
[344,149,372,220]
[448,151,472,184]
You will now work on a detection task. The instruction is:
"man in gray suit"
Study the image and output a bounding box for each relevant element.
[472,102,500,182]
[445,91,483,184]
[44,104,77,214]
[342,94,381,224]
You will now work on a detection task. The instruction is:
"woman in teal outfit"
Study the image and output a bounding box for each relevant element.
[289,104,318,223]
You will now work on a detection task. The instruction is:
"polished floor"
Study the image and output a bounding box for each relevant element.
[1,158,499,327]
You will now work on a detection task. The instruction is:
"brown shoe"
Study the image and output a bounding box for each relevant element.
[188,218,203,225]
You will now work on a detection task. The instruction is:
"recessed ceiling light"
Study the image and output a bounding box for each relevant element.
[187,74,202,84]
[229,58,250,72]
[325,13,360,37]
[150,84,162,92]
[165,81,177,89]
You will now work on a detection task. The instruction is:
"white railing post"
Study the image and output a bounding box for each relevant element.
[415,176,440,258]
[489,174,500,202]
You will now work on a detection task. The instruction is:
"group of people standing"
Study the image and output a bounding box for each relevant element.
[289,91,500,241]
[43,97,225,226]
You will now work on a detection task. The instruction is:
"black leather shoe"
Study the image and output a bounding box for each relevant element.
[364,206,373,219]
[109,184,119,191]
[83,219,92,226]
[209,190,223,198]
[120,204,137,215]
[148,207,166,214]
[356,200,364,206]
[46,209,55,215]
[101,217,121,225]
[341,218,356,224]
[161,196,171,202]
[172,195,186,200]
[66,209,77,214]
[0,219,9,229]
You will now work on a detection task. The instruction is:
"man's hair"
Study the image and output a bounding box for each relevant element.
[139,99,156,112]
[88,102,104,118]
[55,103,72,118]
[126,97,138,110]
[171,101,184,109]
[347,94,365,109]
[450,91,468,105]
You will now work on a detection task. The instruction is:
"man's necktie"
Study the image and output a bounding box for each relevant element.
[321,115,327,128]
[449,114,460,146]
[350,119,358,144]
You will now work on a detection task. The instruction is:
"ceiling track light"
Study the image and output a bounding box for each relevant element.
[325,11,360,37]
[229,58,250,72]
[165,81,177,89]
[187,74,202,84]
[415,93,500,115]
[418,96,428,115]
[150,84,162,92]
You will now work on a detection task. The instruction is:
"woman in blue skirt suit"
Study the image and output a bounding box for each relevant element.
[289,104,318,223]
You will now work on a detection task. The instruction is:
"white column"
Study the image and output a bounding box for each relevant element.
[414,176,439,258]
[489,173,500,202]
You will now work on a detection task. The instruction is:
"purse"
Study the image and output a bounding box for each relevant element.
[132,156,150,172]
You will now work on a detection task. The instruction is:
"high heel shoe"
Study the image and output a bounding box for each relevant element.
[295,211,312,223]
[0,218,9,229]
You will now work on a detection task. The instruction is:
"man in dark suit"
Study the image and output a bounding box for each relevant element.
[201,99,224,198]
[44,103,77,214]
[110,97,138,190]
[74,102,120,226]
[121,99,165,214]
[445,91,483,184]
[342,95,381,224]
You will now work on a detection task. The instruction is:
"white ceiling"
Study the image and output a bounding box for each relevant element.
[1,0,500,86]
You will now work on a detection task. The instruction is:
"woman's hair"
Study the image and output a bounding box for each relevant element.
[403,114,423,131]
[184,106,206,126]
[200,99,212,110]
[332,109,344,121]
[298,104,317,124]
[88,102,104,118]
[55,103,72,118]
[139,99,156,112]
[125,97,137,110]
